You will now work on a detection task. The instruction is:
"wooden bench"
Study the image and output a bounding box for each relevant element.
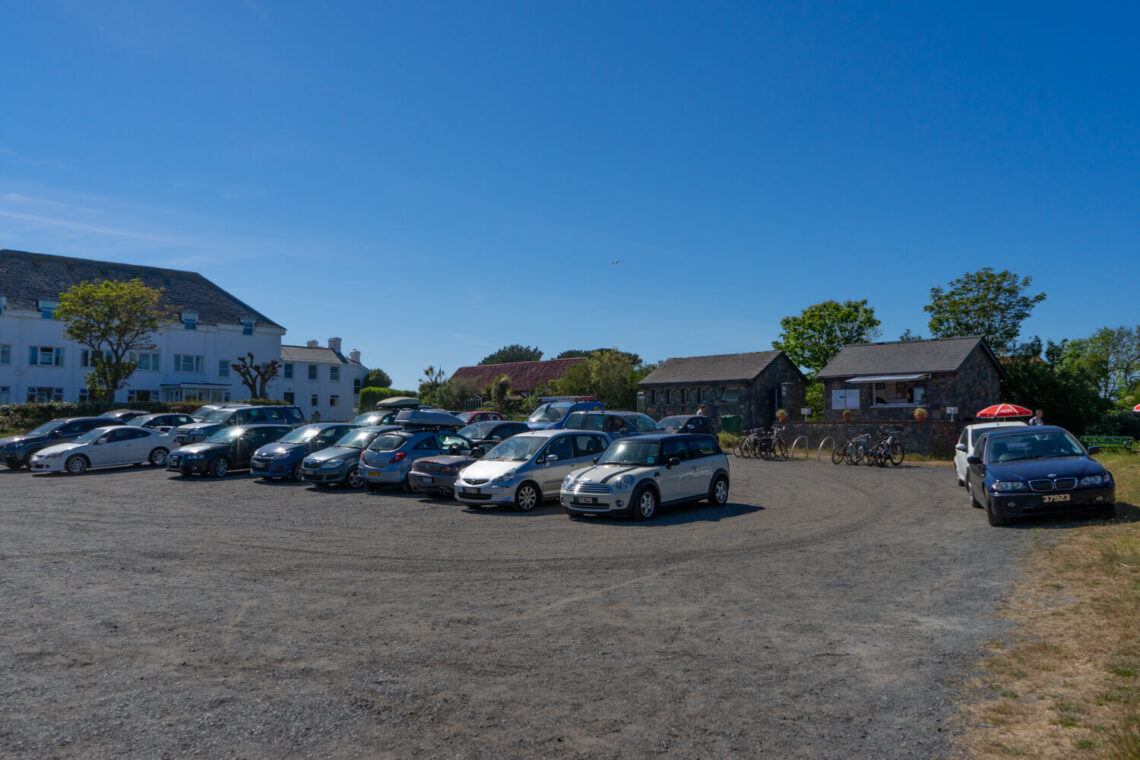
[1079,435,1135,453]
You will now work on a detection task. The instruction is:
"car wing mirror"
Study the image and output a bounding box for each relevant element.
[472,446,485,459]
[955,443,967,452]
[966,455,982,466]
[1087,445,1100,455]
[592,456,600,464]
[668,457,681,467]
[546,454,559,462]
[96,437,108,445]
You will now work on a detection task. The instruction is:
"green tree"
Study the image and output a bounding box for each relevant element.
[1000,338,1110,435]
[772,299,881,375]
[54,278,175,401]
[924,268,1046,350]
[363,368,392,389]
[547,349,647,409]
[232,353,281,399]
[898,329,923,342]
[490,374,512,411]
[479,344,543,365]
[1055,326,1140,401]
[556,348,642,365]
[418,365,447,405]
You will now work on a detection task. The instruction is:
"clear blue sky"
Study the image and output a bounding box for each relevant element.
[3,1,1137,388]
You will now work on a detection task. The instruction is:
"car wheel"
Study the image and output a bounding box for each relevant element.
[514,482,540,512]
[290,462,304,482]
[631,486,657,521]
[343,466,363,489]
[65,455,89,475]
[208,457,228,478]
[968,482,984,509]
[708,475,729,506]
[401,475,415,494]
[5,462,23,470]
[148,447,168,467]
[985,497,1007,527]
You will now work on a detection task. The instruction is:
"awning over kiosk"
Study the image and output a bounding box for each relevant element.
[846,374,930,384]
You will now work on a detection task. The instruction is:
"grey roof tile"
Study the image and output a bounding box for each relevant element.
[815,336,997,379]
[639,351,786,386]
[281,345,349,364]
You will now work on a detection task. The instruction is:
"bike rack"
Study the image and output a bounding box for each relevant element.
[789,435,808,460]
[816,436,835,462]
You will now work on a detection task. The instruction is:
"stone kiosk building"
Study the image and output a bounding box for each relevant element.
[638,350,806,430]
[815,336,1002,422]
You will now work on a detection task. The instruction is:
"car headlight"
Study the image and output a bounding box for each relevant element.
[992,481,1027,492]
[185,453,205,460]
[562,474,575,487]
[320,459,341,469]
[613,475,633,490]
[41,451,64,459]
[1079,474,1109,487]
[493,470,517,484]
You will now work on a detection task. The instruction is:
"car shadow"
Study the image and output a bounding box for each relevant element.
[460,502,565,516]
[1002,501,1138,529]
[574,501,765,526]
[29,465,168,478]
[164,471,259,484]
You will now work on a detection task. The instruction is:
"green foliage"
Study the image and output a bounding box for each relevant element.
[418,365,447,403]
[247,398,289,406]
[424,378,480,411]
[925,267,1046,351]
[547,349,649,409]
[479,345,543,365]
[54,278,175,401]
[357,387,419,413]
[804,381,824,421]
[772,299,881,375]
[490,374,512,411]
[899,328,923,341]
[557,348,643,365]
[718,432,740,451]
[1054,326,1140,402]
[362,368,392,389]
[1000,338,1111,435]
[0,400,200,434]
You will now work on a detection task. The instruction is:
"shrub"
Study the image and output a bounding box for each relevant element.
[0,400,202,434]
[357,387,419,413]
[719,432,740,451]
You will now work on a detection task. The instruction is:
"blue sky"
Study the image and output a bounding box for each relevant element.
[3,1,1138,388]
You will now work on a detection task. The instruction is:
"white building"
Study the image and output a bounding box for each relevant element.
[271,338,368,422]
[0,249,368,415]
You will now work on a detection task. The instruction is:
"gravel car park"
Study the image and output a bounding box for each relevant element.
[0,460,1034,758]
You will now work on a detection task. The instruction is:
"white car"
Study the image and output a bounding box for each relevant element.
[561,433,730,520]
[953,421,1028,486]
[30,425,176,474]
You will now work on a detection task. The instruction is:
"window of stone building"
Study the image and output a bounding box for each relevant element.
[870,381,926,406]
[722,387,741,403]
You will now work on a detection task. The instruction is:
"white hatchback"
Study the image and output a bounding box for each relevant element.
[953,421,1028,486]
[30,425,176,474]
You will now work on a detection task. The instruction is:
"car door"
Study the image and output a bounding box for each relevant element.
[538,434,577,494]
[657,438,691,503]
[966,433,988,502]
[683,437,716,498]
[954,427,970,483]
[97,427,134,466]
[118,428,153,463]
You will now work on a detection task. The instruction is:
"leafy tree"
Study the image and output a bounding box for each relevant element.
[1055,326,1140,401]
[1000,337,1109,435]
[548,349,647,409]
[898,329,923,342]
[924,268,1046,350]
[479,345,543,365]
[557,348,642,365]
[363,368,392,389]
[418,365,447,405]
[772,299,881,375]
[490,374,512,411]
[232,353,281,399]
[54,278,175,401]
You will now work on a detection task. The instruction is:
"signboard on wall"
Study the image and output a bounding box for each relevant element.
[833,389,861,410]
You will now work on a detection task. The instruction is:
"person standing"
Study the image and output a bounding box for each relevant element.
[1028,409,1044,426]
[696,403,708,417]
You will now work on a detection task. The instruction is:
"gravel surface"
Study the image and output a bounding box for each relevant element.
[0,458,1029,758]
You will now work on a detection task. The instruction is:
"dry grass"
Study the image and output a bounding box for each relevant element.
[957,453,1140,759]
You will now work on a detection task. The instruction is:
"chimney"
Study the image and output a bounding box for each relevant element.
[328,337,343,354]
[306,339,319,348]
[349,349,361,363]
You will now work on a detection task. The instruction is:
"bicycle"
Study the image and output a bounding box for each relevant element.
[866,426,905,467]
[760,425,788,460]
[832,433,870,465]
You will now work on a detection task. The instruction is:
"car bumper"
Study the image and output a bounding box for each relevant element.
[454,481,518,505]
[29,459,65,473]
[251,457,291,477]
[560,488,631,514]
[360,463,407,484]
[301,466,345,483]
[409,471,458,494]
[167,457,209,474]
[990,486,1116,519]
[1,452,26,466]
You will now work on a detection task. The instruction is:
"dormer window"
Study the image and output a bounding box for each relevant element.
[181,310,198,330]
[241,317,256,336]
[38,300,58,319]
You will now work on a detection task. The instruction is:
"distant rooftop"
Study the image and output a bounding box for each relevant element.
[639,350,794,386]
[450,358,585,393]
[816,336,999,379]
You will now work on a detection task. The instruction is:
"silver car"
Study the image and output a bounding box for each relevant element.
[454,429,610,511]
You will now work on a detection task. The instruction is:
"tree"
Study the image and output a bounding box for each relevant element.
[557,348,642,365]
[363,368,392,389]
[898,329,923,342]
[418,365,447,405]
[490,374,512,411]
[54,278,175,401]
[232,353,281,399]
[1055,326,1140,401]
[924,268,1046,351]
[772,299,881,376]
[547,349,646,409]
[1000,337,1110,435]
[479,345,543,365]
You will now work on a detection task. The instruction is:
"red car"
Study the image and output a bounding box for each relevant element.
[455,411,504,424]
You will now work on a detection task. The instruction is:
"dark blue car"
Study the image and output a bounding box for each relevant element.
[965,425,1115,526]
[250,423,357,481]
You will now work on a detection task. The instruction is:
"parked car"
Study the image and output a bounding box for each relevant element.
[167,424,293,477]
[31,425,175,474]
[454,429,611,511]
[953,421,1028,486]
[965,425,1116,526]
[455,410,505,424]
[657,415,716,435]
[250,423,358,481]
[562,433,731,520]
[0,417,126,469]
[127,413,197,433]
[525,397,603,430]
[360,429,475,492]
[563,410,659,438]
[300,426,395,489]
[189,402,245,421]
[458,420,530,448]
[99,408,150,422]
[173,404,305,445]
[351,407,450,427]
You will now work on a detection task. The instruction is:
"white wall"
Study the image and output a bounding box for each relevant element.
[269,361,368,422]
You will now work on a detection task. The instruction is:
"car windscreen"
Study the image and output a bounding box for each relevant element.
[988,430,1086,462]
[335,429,379,449]
[367,434,410,452]
[459,422,497,440]
[657,416,688,429]
[28,420,65,436]
[527,403,567,424]
[203,409,236,423]
[278,426,321,444]
[351,413,380,425]
[206,427,244,444]
[482,436,546,462]
[74,428,109,444]
[598,440,660,466]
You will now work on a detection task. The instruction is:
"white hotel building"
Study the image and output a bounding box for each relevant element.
[0,249,368,421]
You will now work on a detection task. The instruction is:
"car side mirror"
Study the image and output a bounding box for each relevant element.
[96,437,108,445]
[593,456,600,464]
[966,456,982,466]
[955,444,967,452]
[472,446,486,459]
[546,454,559,462]
[668,457,681,467]
[1087,445,1100,455]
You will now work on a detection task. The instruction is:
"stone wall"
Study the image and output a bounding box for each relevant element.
[770,420,966,456]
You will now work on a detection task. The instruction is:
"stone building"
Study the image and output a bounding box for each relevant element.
[637,351,807,430]
[815,336,1002,422]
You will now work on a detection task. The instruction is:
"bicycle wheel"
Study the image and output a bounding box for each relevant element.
[733,438,745,458]
[889,441,905,466]
[776,439,788,460]
[832,442,846,465]
[850,440,866,465]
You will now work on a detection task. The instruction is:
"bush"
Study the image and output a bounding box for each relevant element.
[357,387,419,413]
[719,432,740,451]
[248,398,289,406]
[0,400,203,434]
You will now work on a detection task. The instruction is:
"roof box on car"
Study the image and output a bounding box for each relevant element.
[376,396,422,409]
[395,409,465,429]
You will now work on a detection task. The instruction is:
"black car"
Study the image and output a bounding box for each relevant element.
[0,416,126,469]
[456,420,530,449]
[657,415,716,435]
[965,425,1116,526]
[167,424,293,478]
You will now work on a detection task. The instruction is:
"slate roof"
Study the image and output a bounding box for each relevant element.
[815,336,999,380]
[639,351,795,386]
[0,249,283,329]
[281,345,351,365]
[450,358,586,393]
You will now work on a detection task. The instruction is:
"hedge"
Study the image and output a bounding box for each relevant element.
[0,400,204,434]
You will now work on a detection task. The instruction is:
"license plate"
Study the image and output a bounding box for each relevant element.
[420,476,433,484]
[1042,493,1071,503]
[364,471,382,479]
[461,487,480,496]
[573,496,597,505]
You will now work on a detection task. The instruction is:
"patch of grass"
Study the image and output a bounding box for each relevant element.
[1000,690,1020,699]
[1074,737,1100,749]
[718,432,740,451]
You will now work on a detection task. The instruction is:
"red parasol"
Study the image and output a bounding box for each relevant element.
[1133,403,1140,413]
[976,403,1033,419]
